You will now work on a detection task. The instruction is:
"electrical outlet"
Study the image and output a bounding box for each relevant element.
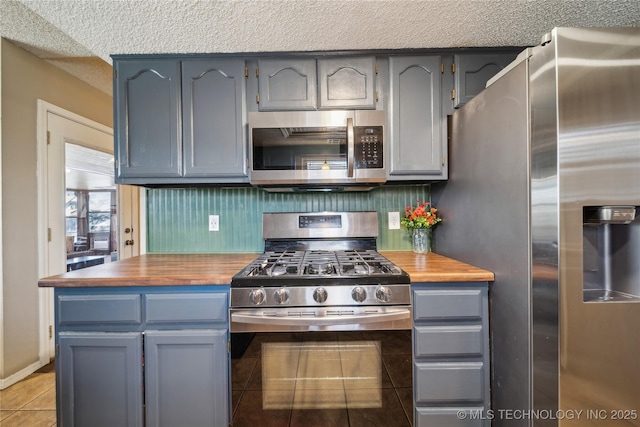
[208,215,219,232]
[388,212,400,230]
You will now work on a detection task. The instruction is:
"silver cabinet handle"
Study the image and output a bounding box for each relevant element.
[346,117,354,178]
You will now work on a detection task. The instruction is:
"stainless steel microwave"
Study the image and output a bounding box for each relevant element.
[249,110,386,190]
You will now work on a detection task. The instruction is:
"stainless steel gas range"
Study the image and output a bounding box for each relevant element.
[230,212,411,332]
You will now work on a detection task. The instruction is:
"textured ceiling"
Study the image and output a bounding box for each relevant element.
[1,0,640,96]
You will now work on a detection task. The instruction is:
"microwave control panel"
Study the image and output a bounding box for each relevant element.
[354,126,383,169]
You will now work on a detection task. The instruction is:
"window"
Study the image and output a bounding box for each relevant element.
[66,191,78,239]
[88,192,113,233]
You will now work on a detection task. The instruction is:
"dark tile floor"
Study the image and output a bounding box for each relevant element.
[231,330,413,427]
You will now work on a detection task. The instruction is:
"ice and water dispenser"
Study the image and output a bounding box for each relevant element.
[583,206,640,302]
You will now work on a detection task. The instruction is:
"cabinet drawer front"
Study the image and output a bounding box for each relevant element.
[415,362,484,403]
[58,295,142,325]
[415,407,486,427]
[413,289,482,321]
[414,325,483,358]
[145,293,228,324]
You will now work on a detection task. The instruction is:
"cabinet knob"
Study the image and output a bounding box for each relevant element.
[125,239,135,246]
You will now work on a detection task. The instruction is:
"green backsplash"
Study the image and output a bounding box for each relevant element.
[146,185,430,253]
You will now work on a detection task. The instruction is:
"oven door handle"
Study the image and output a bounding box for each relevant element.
[231,308,411,326]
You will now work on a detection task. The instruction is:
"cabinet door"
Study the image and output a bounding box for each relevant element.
[144,329,229,427]
[182,59,248,178]
[388,56,443,178]
[114,59,182,180]
[318,56,376,109]
[58,332,143,427]
[258,58,317,110]
[453,53,517,108]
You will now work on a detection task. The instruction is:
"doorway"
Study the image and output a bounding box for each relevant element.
[37,101,141,363]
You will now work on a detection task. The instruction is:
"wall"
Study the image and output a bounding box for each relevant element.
[147,185,431,253]
[0,39,112,381]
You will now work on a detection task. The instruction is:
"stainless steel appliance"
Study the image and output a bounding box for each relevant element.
[249,111,386,191]
[230,211,411,332]
[434,28,640,426]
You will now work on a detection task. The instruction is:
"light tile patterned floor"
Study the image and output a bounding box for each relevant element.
[0,363,56,427]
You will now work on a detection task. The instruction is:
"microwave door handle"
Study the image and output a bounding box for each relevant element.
[347,118,355,177]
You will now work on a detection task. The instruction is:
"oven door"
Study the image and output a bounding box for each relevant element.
[249,110,386,188]
[230,305,412,332]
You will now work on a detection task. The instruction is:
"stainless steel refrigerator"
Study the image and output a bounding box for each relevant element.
[433,27,640,426]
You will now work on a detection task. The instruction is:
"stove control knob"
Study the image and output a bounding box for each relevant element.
[249,288,266,305]
[351,286,367,303]
[274,287,290,305]
[313,287,328,303]
[375,285,392,303]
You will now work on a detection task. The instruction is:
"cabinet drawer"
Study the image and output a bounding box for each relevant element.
[415,362,484,403]
[415,407,485,427]
[413,289,482,321]
[414,325,483,358]
[58,295,142,326]
[145,293,228,324]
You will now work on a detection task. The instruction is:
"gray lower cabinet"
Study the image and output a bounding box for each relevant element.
[388,56,445,180]
[55,287,230,427]
[144,330,228,427]
[58,332,144,427]
[412,283,490,427]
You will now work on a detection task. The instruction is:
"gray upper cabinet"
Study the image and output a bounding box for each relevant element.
[257,58,317,111]
[115,59,182,179]
[318,57,376,109]
[256,56,376,111]
[113,57,248,185]
[182,59,247,178]
[453,53,518,108]
[388,56,445,180]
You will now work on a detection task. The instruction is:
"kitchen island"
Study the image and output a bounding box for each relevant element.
[39,252,493,427]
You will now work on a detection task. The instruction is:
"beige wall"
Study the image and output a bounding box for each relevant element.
[0,38,112,379]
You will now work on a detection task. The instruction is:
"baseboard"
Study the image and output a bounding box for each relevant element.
[0,360,48,390]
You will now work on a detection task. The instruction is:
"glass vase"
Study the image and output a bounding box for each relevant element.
[412,228,432,253]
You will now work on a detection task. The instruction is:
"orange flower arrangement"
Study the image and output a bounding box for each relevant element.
[401,200,442,230]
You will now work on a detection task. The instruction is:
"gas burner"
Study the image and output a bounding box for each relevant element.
[269,264,288,276]
[305,262,336,275]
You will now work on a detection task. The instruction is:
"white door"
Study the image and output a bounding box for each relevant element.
[38,102,142,362]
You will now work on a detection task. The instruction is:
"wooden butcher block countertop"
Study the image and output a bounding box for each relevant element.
[38,252,493,288]
[381,252,494,283]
